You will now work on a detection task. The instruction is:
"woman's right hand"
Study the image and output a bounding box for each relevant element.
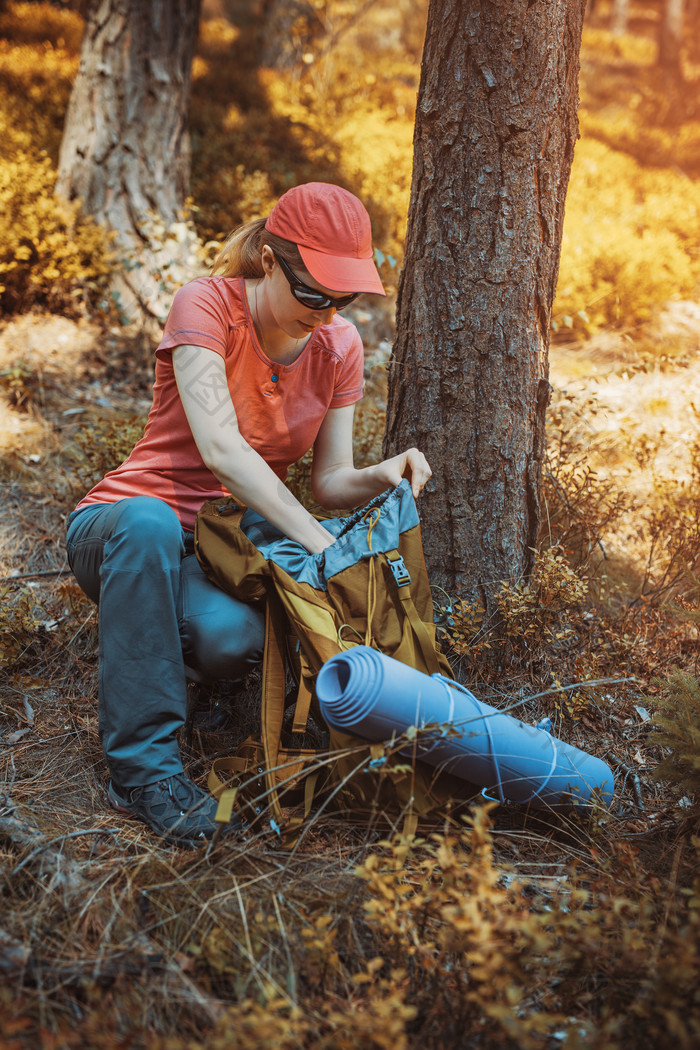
[372,447,433,498]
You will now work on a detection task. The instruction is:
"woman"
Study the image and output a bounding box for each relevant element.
[67,182,432,847]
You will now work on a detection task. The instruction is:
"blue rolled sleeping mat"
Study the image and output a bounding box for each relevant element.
[315,646,615,811]
[237,482,613,812]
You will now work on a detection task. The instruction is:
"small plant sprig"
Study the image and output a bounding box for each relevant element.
[649,669,700,812]
[69,414,149,490]
[0,585,41,669]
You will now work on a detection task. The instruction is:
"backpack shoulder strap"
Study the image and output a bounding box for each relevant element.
[260,592,289,828]
[382,549,447,676]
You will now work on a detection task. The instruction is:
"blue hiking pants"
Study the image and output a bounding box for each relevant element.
[66,497,264,788]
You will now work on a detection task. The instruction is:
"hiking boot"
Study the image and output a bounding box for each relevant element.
[108,772,237,848]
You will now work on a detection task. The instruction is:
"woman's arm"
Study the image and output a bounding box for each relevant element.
[311,405,432,510]
[173,345,333,553]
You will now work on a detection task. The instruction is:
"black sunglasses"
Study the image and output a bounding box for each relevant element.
[273,251,360,311]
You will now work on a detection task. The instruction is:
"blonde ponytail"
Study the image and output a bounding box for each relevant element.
[210,217,307,279]
[210,217,266,278]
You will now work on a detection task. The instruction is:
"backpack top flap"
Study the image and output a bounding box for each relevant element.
[194,498,269,603]
[228,480,420,589]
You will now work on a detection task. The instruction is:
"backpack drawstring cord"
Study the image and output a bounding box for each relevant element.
[363,508,381,647]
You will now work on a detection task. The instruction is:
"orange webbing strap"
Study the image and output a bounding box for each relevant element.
[210,594,319,834]
[279,766,322,845]
[365,557,377,647]
[384,549,444,675]
[261,593,289,828]
[210,752,251,824]
[402,810,419,842]
[291,673,314,734]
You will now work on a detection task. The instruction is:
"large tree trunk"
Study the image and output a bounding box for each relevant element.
[56,0,202,326]
[384,0,586,606]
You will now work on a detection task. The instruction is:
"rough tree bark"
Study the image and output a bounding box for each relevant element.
[384,0,586,605]
[56,0,202,326]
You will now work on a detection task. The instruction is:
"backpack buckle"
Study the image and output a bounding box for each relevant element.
[387,553,411,588]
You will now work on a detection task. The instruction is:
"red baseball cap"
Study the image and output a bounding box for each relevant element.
[265,182,386,296]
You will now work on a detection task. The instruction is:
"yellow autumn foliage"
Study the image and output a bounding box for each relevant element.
[2,0,699,332]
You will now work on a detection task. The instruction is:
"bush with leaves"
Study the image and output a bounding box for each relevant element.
[0,5,114,316]
[650,669,700,812]
[0,585,40,670]
[356,808,700,1050]
[0,150,114,316]
[69,415,149,491]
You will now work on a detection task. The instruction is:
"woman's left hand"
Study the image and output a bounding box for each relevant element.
[375,447,433,498]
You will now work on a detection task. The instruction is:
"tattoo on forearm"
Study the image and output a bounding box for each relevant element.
[181,358,236,424]
[176,346,201,371]
[177,354,327,544]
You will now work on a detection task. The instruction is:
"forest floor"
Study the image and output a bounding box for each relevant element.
[1,302,698,1048]
[548,298,700,589]
[550,299,700,496]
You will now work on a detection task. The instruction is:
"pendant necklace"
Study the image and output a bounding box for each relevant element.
[253,279,302,365]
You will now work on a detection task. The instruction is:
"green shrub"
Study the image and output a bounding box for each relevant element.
[650,669,700,808]
[70,415,149,490]
[0,4,113,316]
[0,149,114,316]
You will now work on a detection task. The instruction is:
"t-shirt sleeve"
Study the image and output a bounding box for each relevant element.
[328,327,365,408]
[156,279,230,359]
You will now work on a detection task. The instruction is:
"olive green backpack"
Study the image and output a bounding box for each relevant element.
[194,481,471,842]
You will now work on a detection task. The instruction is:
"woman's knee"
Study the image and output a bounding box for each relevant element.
[109,497,182,544]
[179,552,264,680]
[68,499,185,603]
[104,498,184,567]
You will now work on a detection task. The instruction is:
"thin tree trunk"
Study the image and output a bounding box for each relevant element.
[611,0,630,35]
[259,0,322,69]
[384,0,586,606]
[658,0,685,79]
[56,0,202,326]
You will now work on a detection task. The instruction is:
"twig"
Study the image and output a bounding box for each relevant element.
[0,569,73,583]
[615,761,645,813]
[543,469,607,560]
[301,0,382,71]
[9,829,119,879]
[272,891,298,1005]
[448,676,640,721]
[65,607,96,647]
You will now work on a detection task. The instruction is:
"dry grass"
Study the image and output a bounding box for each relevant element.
[2,1,700,1046]
[2,309,699,1048]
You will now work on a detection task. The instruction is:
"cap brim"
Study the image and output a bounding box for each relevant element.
[298,245,386,296]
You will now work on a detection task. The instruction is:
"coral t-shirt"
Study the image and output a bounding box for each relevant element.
[75,276,365,531]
